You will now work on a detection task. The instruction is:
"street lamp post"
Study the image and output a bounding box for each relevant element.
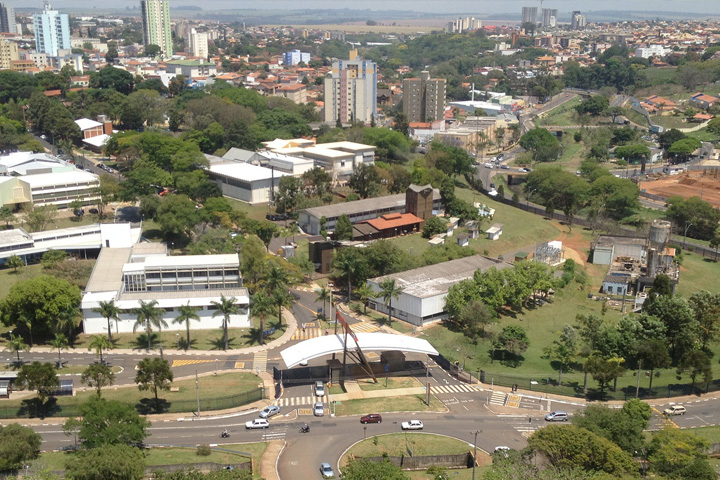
[683,221,692,249]
[472,430,481,480]
[526,188,537,210]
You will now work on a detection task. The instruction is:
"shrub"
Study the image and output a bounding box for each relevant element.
[196,444,211,456]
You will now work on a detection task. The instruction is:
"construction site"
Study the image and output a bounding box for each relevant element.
[639,168,720,208]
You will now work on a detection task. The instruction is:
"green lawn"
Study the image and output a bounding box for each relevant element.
[675,252,720,297]
[687,127,720,142]
[356,376,421,391]
[535,97,582,127]
[36,443,267,471]
[334,394,445,416]
[641,67,677,86]
[0,263,44,299]
[2,372,263,417]
[225,197,272,222]
[344,433,473,458]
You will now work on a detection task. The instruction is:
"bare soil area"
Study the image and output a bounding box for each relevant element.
[639,171,720,208]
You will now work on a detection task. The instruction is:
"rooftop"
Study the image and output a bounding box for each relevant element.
[364,212,423,231]
[208,162,288,183]
[368,255,512,299]
[593,235,647,248]
[300,188,440,220]
[74,118,102,131]
[0,228,33,248]
[21,169,99,188]
[85,247,131,293]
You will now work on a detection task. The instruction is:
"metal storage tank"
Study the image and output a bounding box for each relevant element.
[649,220,671,247]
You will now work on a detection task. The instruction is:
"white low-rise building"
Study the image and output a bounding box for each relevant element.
[366,255,512,326]
[81,243,250,335]
[207,162,288,204]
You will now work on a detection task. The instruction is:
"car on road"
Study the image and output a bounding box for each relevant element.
[401,420,424,430]
[483,163,493,168]
[545,411,569,422]
[664,405,687,416]
[360,414,382,424]
[319,462,335,478]
[259,405,281,419]
[89,208,99,214]
[500,164,510,170]
[315,381,325,397]
[314,401,325,417]
[245,419,270,429]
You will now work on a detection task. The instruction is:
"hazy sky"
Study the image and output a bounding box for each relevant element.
[14,0,719,15]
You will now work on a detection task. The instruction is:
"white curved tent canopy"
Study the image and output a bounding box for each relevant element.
[280,332,439,368]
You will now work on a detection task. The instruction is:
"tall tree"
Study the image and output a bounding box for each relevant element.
[378,278,403,327]
[689,290,720,349]
[70,396,150,448]
[250,293,274,346]
[88,335,114,364]
[49,333,68,369]
[333,214,353,240]
[135,358,174,413]
[172,302,200,350]
[676,349,712,393]
[636,339,671,391]
[265,265,291,327]
[16,361,60,408]
[92,300,121,342]
[0,424,42,472]
[211,295,239,351]
[7,333,29,365]
[132,299,166,350]
[333,248,365,302]
[348,163,380,198]
[544,325,578,385]
[314,286,332,320]
[81,363,115,397]
[584,355,625,396]
[65,444,146,480]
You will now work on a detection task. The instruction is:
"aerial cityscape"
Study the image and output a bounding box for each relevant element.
[0,1,720,479]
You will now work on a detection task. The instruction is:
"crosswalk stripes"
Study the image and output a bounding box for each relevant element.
[489,390,507,406]
[291,328,321,340]
[252,351,267,373]
[262,425,288,441]
[276,394,328,407]
[171,359,216,367]
[350,322,380,333]
[430,384,482,395]
[499,415,540,437]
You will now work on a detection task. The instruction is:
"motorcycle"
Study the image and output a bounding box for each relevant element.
[300,425,310,433]
[221,431,230,438]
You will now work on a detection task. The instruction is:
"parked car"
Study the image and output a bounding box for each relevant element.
[319,462,335,478]
[259,405,280,419]
[314,401,325,417]
[484,162,493,168]
[360,414,382,424]
[89,208,99,214]
[500,164,510,170]
[401,420,424,430]
[245,419,270,429]
[664,405,687,416]
[315,381,325,397]
[545,411,569,422]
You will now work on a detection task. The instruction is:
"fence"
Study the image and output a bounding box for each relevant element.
[0,387,264,419]
[362,452,474,470]
[480,370,720,401]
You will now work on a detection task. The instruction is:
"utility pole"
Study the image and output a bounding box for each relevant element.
[426,362,430,406]
[195,370,200,417]
[472,430,480,480]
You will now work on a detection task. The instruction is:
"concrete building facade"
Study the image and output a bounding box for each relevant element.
[522,6,538,24]
[186,27,208,58]
[0,3,16,33]
[33,3,70,57]
[402,71,446,123]
[141,0,172,58]
[0,39,18,69]
[323,49,377,125]
[283,49,310,66]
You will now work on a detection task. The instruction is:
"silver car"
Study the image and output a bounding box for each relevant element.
[259,405,280,419]
[314,401,325,417]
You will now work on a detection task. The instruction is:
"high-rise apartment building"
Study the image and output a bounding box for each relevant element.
[186,28,208,58]
[283,49,310,66]
[0,3,16,33]
[402,71,446,123]
[448,16,481,33]
[541,8,558,28]
[571,11,587,30]
[141,0,172,58]
[323,49,377,125]
[0,39,18,69]
[521,6,538,25]
[33,3,70,57]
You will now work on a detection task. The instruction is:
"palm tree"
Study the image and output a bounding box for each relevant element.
[50,333,69,369]
[173,302,200,350]
[379,278,404,327]
[55,310,77,347]
[7,334,29,365]
[132,300,166,350]
[333,252,361,302]
[93,300,121,342]
[88,335,114,364]
[265,265,291,327]
[250,293,274,346]
[314,286,332,321]
[211,295,239,351]
[355,284,375,315]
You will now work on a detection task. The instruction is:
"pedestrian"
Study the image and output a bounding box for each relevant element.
[325,328,329,335]
[302,323,306,332]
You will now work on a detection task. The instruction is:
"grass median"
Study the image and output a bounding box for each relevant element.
[36,442,267,471]
[333,394,445,416]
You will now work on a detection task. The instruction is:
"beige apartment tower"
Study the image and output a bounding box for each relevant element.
[0,39,18,69]
[402,71,446,123]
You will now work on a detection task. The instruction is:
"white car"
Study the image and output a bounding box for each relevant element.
[401,420,424,430]
[245,418,269,429]
[494,446,511,458]
[664,405,687,416]
[314,401,325,417]
[315,381,325,397]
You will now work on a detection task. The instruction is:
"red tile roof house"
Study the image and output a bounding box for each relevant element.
[643,95,677,115]
[690,92,720,110]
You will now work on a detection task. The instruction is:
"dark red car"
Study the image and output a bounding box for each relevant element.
[360,414,382,424]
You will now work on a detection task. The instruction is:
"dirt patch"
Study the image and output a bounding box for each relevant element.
[551,226,590,266]
[640,170,720,208]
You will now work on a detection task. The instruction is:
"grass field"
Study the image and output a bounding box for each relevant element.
[535,97,582,127]
[334,395,445,416]
[2,372,262,415]
[641,67,678,86]
[356,376,421,391]
[35,442,267,471]
[344,433,473,458]
[675,252,720,297]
